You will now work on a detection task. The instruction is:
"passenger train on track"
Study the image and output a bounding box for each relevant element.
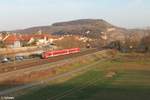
[41,48,80,59]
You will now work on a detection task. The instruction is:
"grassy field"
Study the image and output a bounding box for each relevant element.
[16,52,150,100]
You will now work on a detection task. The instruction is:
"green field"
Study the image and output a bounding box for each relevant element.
[16,52,150,100]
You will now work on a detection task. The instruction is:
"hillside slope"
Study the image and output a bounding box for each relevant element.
[9,19,128,41]
[2,19,149,43]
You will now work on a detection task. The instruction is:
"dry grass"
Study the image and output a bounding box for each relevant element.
[15,52,150,100]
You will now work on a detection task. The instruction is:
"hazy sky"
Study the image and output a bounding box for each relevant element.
[0,0,150,31]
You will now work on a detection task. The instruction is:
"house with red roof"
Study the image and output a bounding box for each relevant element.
[2,34,51,48]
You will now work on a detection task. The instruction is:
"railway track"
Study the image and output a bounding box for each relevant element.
[0,48,98,74]
[0,58,102,96]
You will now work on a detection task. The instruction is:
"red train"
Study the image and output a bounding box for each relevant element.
[42,48,80,59]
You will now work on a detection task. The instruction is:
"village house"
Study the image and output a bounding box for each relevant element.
[2,34,52,48]
[75,35,93,42]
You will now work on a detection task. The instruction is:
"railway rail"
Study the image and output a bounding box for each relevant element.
[0,48,98,74]
[0,57,102,96]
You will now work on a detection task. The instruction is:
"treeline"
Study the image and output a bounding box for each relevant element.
[107,35,150,53]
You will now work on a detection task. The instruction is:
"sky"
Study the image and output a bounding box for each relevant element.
[0,0,150,31]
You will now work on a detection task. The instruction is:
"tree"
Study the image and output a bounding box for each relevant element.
[0,41,5,48]
[107,40,122,51]
[55,36,85,49]
[140,35,150,52]
[123,33,141,52]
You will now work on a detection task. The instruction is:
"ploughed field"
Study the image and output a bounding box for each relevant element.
[16,52,150,100]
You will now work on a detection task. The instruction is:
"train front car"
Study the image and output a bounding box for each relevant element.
[41,51,53,59]
[41,52,48,59]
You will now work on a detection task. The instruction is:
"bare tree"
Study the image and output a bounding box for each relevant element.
[140,35,150,52]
